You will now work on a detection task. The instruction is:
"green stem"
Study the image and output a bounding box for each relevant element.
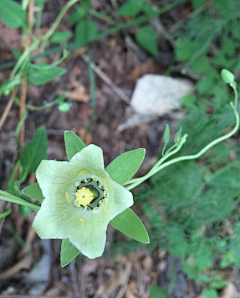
[168,257,177,294]
[9,160,21,184]
[0,205,12,219]
[86,47,97,134]
[0,191,40,212]
[10,37,39,79]
[126,135,188,188]
[15,110,28,144]
[41,0,79,50]
[89,9,115,24]
[14,93,67,111]
[36,5,43,39]
[126,84,239,191]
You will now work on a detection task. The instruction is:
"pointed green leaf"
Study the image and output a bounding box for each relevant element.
[106,148,145,185]
[135,25,158,56]
[0,0,27,28]
[118,0,145,17]
[164,124,170,144]
[64,131,86,160]
[51,31,73,44]
[28,63,67,85]
[73,20,98,49]
[110,208,149,243]
[23,183,45,202]
[20,126,48,174]
[61,239,80,267]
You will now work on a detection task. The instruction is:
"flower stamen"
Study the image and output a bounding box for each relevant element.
[103,178,108,190]
[79,217,86,224]
[103,199,107,212]
[65,192,70,203]
[78,169,87,176]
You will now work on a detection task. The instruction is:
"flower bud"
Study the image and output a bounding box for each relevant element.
[221,69,235,84]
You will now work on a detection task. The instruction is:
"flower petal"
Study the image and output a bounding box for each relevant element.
[70,145,105,177]
[33,193,108,259]
[68,218,107,259]
[32,193,76,239]
[36,160,78,200]
[107,179,134,220]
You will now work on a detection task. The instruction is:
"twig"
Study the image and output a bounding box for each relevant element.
[116,262,132,298]
[19,0,35,149]
[0,86,18,131]
[81,53,130,104]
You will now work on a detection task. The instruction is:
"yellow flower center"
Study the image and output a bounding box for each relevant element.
[75,187,94,206]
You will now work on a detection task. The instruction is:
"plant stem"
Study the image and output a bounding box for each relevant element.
[0,205,12,219]
[41,0,80,50]
[0,191,40,212]
[126,84,239,191]
[19,0,35,150]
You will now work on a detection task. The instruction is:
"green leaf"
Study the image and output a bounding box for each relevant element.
[164,124,170,145]
[191,56,210,73]
[0,0,27,28]
[135,26,158,56]
[68,1,91,24]
[142,4,158,17]
[64,131,86,161]
[118,0,145,17]
[110,208,149,243]
[28,63,67,85]
[20,126,48,174]
[202,290,218,298]
[105,148,145,185]
[51,31,73,43]
[149,286,167,298]
[73,20,98,49]
[221,39,237,56]
[175,38,201,61]
[197,76,215,94]
[12,48,22,60]
[23,183,45,202]
[61,239,80,267]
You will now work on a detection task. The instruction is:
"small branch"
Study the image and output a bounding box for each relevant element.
[81,53,130,104]
[0,86,18,131]
[19,0,35,150]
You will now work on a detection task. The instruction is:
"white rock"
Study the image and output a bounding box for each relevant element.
[118,74,194,131]
[131,74,194,116]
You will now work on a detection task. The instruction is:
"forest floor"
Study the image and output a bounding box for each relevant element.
[0,1,239,297]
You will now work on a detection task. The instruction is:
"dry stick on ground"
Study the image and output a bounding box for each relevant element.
[116,262,132,298]
[19,0,35,150]
[80,53,131,104]
[0,86,18,131]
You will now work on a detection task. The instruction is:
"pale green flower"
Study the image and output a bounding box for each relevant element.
[33,145,133,259]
